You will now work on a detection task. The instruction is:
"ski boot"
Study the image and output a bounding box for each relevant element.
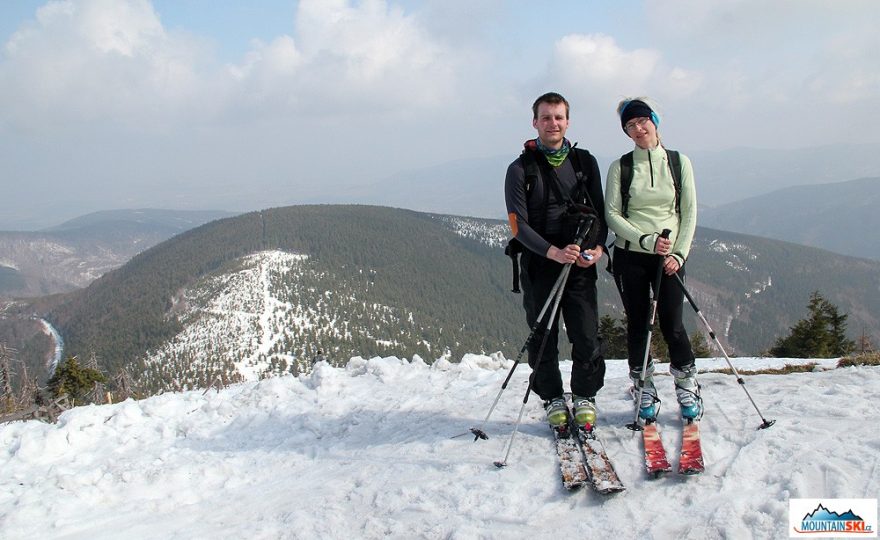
[631,366,660,421]
[670,364,703,420]
[544,396,570,431]
[571,395,597,430]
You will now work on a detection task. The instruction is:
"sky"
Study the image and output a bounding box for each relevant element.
[1,0,878,229]
[1,354,876,538]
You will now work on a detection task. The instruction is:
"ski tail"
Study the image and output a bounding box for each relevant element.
[678,419,705,475]
[642,421,672,477]
[576,424,626,494]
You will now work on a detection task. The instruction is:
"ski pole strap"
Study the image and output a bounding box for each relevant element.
[505,238,524,293]
[510,255,521,293]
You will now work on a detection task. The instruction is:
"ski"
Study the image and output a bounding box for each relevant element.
[574,424,626,494]
[642,420,672,477]
[550,417,589,490]
[678,419,704,475]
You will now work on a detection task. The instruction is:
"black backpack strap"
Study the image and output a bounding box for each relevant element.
[520,149,572,232]
[520,150,540,198]
[619,151,634,250]
[665,149,682,214]
[619,151,634,218]
[568,147,597,210]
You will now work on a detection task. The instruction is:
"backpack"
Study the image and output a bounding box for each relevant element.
[505,147,598,293]
[617,149,682,251]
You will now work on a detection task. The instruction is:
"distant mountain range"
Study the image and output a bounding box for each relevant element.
[0,209,237,297]
[1,205,877,396]
[348,144,880,223]
[700,177,880,260]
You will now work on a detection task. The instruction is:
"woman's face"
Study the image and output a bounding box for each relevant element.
[624,116,659,149]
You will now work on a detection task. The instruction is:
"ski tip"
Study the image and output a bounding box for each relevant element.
[493,461,507,469]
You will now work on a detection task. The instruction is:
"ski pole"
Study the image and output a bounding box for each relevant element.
[626,229,671,432]
[495,261,571,467]
[670,272,776,430]
[454,265,570,441]
[495,215,595,467]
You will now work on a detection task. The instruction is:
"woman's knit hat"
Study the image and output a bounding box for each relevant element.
[619,99,660,133]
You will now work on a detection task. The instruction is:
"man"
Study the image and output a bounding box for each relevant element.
[504,92,608,431]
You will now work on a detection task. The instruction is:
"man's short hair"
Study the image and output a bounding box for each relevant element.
[532,92,570,120]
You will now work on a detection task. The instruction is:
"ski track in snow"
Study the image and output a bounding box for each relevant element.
[0,356,876,539]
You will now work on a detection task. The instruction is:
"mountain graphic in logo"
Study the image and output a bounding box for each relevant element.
[803,504,864,523]
[795,503,873,535]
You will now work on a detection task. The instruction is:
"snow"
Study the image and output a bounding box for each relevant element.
[1,355,877,539]
[36,318,64,376]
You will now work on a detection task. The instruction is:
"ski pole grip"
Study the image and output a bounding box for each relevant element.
[654,228,672,257]
[574,215,595,246]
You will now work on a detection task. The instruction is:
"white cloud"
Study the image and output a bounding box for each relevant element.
[1,0,877,227]
[228,0,456,115]
[0,0,210,132]
[0,0,461,134]
[555,34,660,86]
[549,33,703,114]
[643,0,880,107]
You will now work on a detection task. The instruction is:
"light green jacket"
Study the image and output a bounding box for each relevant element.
[605,145,697,266]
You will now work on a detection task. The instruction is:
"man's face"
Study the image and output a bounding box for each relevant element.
[533,102,569,149]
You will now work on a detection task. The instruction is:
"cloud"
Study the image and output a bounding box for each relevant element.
[1,0,877,228]
[0,0,461,135]
[547,32,703,126]
[228,0,457,116]
[643,0,880,107]
[0,0,212,133]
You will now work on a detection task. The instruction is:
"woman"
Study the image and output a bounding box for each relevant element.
[604,97,701,421]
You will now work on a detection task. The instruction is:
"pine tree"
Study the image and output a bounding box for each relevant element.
[690,330,713,358]
[47,356,107,405]
[598,315,627,359]
[770,291,856,358]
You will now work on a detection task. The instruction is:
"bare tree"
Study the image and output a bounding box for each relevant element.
[858,328,874,353]
[84,352,107,404]
[18,361,37,408]
[0,343,17,413]
[114,367,135,401]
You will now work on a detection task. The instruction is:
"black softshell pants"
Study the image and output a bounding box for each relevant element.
[521,252,605,402]
[612,247,695,372]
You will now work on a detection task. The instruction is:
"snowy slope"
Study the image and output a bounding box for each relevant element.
[1,356,877,539]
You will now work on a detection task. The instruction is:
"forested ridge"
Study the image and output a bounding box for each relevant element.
[2,205,877,394]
